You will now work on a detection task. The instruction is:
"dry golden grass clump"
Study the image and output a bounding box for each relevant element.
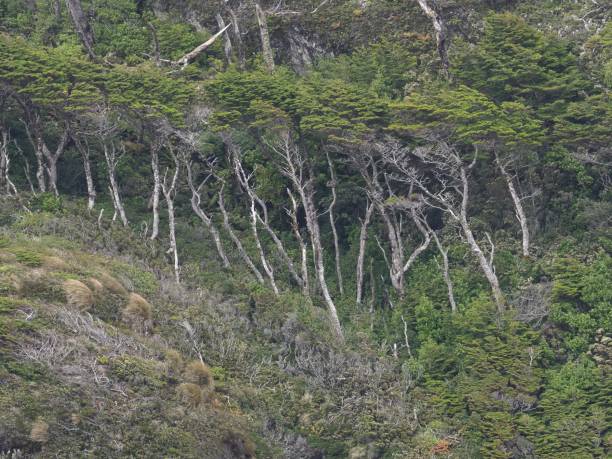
[98,272,128,296]
[183,360,214,388]
[165,349,184,374]
[29,418,49,443]
[122,293,153,333]
[86,277,104,292]
[177,383,202,407]
[63,279,94,310]
[42,255,69,271]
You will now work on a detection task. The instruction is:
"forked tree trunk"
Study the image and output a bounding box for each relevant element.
[185,161,231,268]
[272,135,342,339]
[287,189,310,297]
[103,142,128,227]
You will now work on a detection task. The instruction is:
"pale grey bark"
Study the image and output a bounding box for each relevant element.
[0,125,17,195]
[326,152,344,296]
[415,0,449,77]
[150,145,161,240]
[269,133,343,340]
[255,2,275,71]
[384,141,505,311]
[250,199,279,295]
[287,188,310,297]
[227,136,304,289]
[215,14,233,63]
[103,142,128,227]
[173,22,232,69]
[218,183,265,284]
[495,150,530,257]
[356,201,374,305]
[64,0,96,59]
[184,159,231,269]
[72,135,96,210]
[161,146,181,283]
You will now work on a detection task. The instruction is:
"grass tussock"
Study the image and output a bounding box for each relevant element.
[122,293,152,332]
[98,272,128,296]
[12,269,49,297]
[29,418,49,443]
[63,279,94,310]
[86,277,104,292]
[42,255,69,271]
[183,360,214,388]
[165,349,184,374]
[178,383,202,407]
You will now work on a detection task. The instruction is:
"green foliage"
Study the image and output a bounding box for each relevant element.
[30,193,63,214]
[457,13,589,119]
[548,254,612,354]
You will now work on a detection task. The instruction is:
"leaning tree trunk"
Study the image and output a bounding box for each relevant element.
[302,181,343,340]
[64,0,96,59]
[255,2,275,71]
[459,166,504,311]
[495,151,530,257]
[103,143,128,227]
[185,161,231,268]
[250,200,279,295]
[218,184,265,284]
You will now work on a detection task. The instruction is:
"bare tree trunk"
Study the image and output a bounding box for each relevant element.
[227,7,245,68]
[495,151,530,257]
[458,167,504,310]
[287,189,310,297]
[356,201,374,305]
[0,126,17,195]
[185,160,231,268]
[173,22,232,68]
[415,0,449,77]
[161,147,181,283]
[103,142,128,226]
[271,135,342,340]
[326,153,344,296]
[20,114,46,192]
[150,145,161,240]
[72,135,96,210]
[64,0,96,59]
[432,230,456,313]
[255,2,275,71]
[226,136,304,287]
[216,14,233,64]
[218,184,264,284]
[250,200,279,295]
